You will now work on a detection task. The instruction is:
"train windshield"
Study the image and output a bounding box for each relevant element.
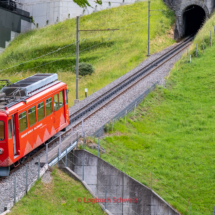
[0,121,4,141]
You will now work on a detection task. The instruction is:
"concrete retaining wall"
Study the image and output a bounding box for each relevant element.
[0,8,31,51]
[62,150,180,215]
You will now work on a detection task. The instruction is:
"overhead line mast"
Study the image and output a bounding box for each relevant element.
[75,16,119,104]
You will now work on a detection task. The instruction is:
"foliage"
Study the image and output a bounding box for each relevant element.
[9,168,104,215]
[73,62,95,76]
[74,0,91,8]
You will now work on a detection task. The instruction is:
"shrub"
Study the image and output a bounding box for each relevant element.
[73,62,94,76]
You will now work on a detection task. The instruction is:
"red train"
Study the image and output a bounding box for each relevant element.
[0,74,69,176]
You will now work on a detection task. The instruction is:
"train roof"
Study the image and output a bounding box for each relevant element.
[0,73,60,110]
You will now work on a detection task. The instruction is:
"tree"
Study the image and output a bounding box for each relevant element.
[74,0,102,8]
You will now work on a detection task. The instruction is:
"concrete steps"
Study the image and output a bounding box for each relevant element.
[0,48,4,55]
[0,31,20,55]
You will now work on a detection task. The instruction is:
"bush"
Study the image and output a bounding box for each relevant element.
[73,62,94,76]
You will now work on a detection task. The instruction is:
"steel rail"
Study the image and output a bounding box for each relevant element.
[70,36,193,129]
[69,36,194,124]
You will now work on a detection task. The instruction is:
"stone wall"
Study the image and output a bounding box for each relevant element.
[163,0,215,39]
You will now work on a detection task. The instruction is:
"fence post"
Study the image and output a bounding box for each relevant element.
[65,148,67,167]
[82,119,84,137]
[187,48,188,63]
[26,165,28,194]
[82,161,84,181]
[196,44,198,57]
[83,131,85,149]
[134,103,137,113]
[203,37,205,52]
[59,135,62,155]
[125,156,127,174]
[98,139,100,157]
[46,144,48,165]
[105,189,107,210]
[14,176,16,204]
[151,172,152,190]
[38,157,40,180]
[94,128,96,138]
[57,148,60,167]
[77,132,79,144]
[71,127,73,146]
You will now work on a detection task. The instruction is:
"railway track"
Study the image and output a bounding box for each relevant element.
[69,35,194,125]
[2,35,194,178]
[69,35,194,127]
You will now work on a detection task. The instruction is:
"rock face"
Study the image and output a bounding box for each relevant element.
[163,0,214,40]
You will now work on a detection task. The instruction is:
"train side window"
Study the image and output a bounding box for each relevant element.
[37,102,45,121]
[65,89,68,105]
[19,111,27,132]
[28,106,36,127]
[0,121,4,140]
[59,91,64,108]
[46,97,53,116]
[54,94,59,111]
[8,120,12,139]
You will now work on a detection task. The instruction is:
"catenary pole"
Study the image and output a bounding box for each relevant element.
[147,1,151,56]
[76,16,79,101]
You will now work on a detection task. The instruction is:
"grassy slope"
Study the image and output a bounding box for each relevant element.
[86,15,215,215]
[9,168,105,215]
[0,0,175,105]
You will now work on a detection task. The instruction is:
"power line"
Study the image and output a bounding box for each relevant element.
[0,19,144,73]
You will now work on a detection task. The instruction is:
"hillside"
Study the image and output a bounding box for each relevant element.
[0,0,174,105]
[86,14,215,215]
[9,168,105,215]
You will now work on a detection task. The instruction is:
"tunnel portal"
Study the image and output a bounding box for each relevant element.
[183,5,206,36]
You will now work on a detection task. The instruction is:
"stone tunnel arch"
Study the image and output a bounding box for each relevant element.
[174,2,209,39]
[183,5,206,36]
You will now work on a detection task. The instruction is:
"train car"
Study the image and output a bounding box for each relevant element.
[0,74,69,176]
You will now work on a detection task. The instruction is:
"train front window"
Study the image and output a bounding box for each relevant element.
[0,121,4,141]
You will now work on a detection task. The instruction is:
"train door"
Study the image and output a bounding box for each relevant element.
[53,93,61,129]
[59,90,66,126]
[11,114,19,156]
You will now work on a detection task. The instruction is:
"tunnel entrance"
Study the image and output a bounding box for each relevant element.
[183,5,206,36]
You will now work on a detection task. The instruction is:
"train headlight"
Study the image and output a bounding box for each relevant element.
[0,149,3,155]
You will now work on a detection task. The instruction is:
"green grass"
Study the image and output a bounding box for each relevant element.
[0,0,175,106]
[86,14,215,215]
[9,167,105,215]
